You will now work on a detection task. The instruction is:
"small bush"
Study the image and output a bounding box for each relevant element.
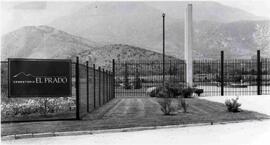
[1,97,76,117]
[149,88,157,97]
[124,84,132,89]
[148,87,161,97]
[149,82,185,98]
[156,87,167,98]
[225,97,241,112]
[178,97,188,113]
[194,89,203,96]
[154,86,177,115]
[157,98,176,115]
[165,82,185,97]
[182,87,194,98]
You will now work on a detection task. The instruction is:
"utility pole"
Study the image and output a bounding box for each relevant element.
[162,13,165,87]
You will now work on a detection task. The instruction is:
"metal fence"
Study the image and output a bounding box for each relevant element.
[114,59,186,97]
[262,58,270,95]
[193,59,221,96]
[1,57,114,123]
[114,50,270,97]
[194,50,270,96]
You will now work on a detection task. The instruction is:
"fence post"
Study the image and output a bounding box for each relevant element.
[169,60,172,81]
[257,50,262,95]
[104,69,107,103]
[75,57,80,120]
[107,70,110,101]
[106,70,109,102]
[112,59,115,98]
[221,51,224,96]
[109,72,112,100]
[93,64,96,109]
[98,67,101,107]
[162,13,165,87]
[86,61,89,112]
[103,68,105,104]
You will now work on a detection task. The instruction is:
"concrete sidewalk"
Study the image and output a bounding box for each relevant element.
[2,119,270,145]
[2,95,270,145]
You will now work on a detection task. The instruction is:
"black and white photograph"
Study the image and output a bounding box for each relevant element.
[1,0,270,144]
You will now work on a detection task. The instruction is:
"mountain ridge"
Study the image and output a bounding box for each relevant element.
[1,26,179,67]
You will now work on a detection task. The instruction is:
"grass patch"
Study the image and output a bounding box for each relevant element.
[1,98,269,136]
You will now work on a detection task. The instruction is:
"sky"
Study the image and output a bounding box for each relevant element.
[218,0,270,19]
[1,0,270,35]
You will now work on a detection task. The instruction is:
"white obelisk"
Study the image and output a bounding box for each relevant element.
[185,4,193,87]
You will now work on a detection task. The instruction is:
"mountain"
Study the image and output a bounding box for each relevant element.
[1,25,99,60]
[193,20,270,59]
[1,26,178,67]
[49,2,168,51]
[2,2,270,64]
[48,2,269,59]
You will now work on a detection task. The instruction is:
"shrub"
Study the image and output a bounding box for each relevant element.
[178,97,188,113]
[182,87,194,98]
[149,88,157,97]
[157,98,176,115]
[147,87,161,97]
[194,89,203,96]
[149,82,185,98]
[156,87,173,98]
[154,86,177,115]
[225,97,241,112]
[1,97,76,117]
[165,81,185,97]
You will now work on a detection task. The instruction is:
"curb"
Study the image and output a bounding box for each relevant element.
[1,119,266,141]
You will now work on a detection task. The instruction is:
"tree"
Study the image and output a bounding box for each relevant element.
[123,63,131,89]
[133,66,142,89]
[169,64,177,75]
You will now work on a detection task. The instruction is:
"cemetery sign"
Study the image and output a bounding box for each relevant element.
[8,58,72,97]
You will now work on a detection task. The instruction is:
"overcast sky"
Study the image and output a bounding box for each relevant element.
[218,0,270,18]
[1,0,270,35]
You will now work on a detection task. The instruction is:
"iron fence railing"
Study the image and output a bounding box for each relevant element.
[194,50,270,96]
[114,50,270,97]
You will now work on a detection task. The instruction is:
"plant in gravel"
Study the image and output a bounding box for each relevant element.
[225,97,241,112]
